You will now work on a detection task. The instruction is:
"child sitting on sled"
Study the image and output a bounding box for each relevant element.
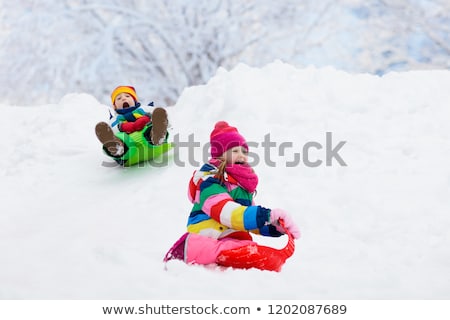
[95,86,169,166]
[164,121,300,271]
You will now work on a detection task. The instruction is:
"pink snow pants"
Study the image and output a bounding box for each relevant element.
[185,233,256,265]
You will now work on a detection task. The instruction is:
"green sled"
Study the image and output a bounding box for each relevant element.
[104,125,172,167]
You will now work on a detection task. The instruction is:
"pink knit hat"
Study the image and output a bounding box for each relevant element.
[210,121,248,158]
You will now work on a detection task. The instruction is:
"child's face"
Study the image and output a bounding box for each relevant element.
[223,146,248,165]
[114,92,135,110]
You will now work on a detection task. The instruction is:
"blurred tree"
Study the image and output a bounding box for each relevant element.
[346,0,450,74]
[0,0,310,105]
[0,0,448,105]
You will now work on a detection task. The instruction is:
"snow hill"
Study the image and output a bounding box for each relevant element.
[1,61,449,299]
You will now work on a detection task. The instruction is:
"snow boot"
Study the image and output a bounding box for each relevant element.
[95,122,125,157]
[149,107,168,145]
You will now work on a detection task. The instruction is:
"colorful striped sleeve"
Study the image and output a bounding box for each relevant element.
[133,108,148,118]
[199,177,268,231]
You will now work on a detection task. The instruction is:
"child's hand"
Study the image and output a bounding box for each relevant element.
[119,116,151,133]
[119,122,136,134]
[134,115,151,131]
[270,208,301,239]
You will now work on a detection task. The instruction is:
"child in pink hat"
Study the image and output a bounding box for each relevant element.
[164,121,300,270]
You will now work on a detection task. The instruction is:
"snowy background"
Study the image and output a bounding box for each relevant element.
[1,61,450,299]
[1,0,449,105]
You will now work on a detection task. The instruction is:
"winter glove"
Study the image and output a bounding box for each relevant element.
[269,208,301,239]
[134,115,151,131]
[119,122,136,134]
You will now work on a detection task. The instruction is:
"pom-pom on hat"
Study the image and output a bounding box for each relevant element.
[111,86,138,105]
[210,121,248,158]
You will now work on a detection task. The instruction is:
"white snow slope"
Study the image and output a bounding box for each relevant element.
[1,61,450,299]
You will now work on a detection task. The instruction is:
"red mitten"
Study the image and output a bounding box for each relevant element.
[120,122,136,134]
[134,115,151,131]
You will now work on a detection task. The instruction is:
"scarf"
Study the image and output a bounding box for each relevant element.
[115,102,142,122]
[210,159,258,193]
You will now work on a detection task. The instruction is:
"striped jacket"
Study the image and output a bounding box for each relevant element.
[108,103,151,132]
[187,162,283,239]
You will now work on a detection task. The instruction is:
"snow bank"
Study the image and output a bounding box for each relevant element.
[1,61,449,299]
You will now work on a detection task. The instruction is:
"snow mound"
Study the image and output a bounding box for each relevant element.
[1,61,450,299]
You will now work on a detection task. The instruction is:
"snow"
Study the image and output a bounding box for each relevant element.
[1,61,450,299]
